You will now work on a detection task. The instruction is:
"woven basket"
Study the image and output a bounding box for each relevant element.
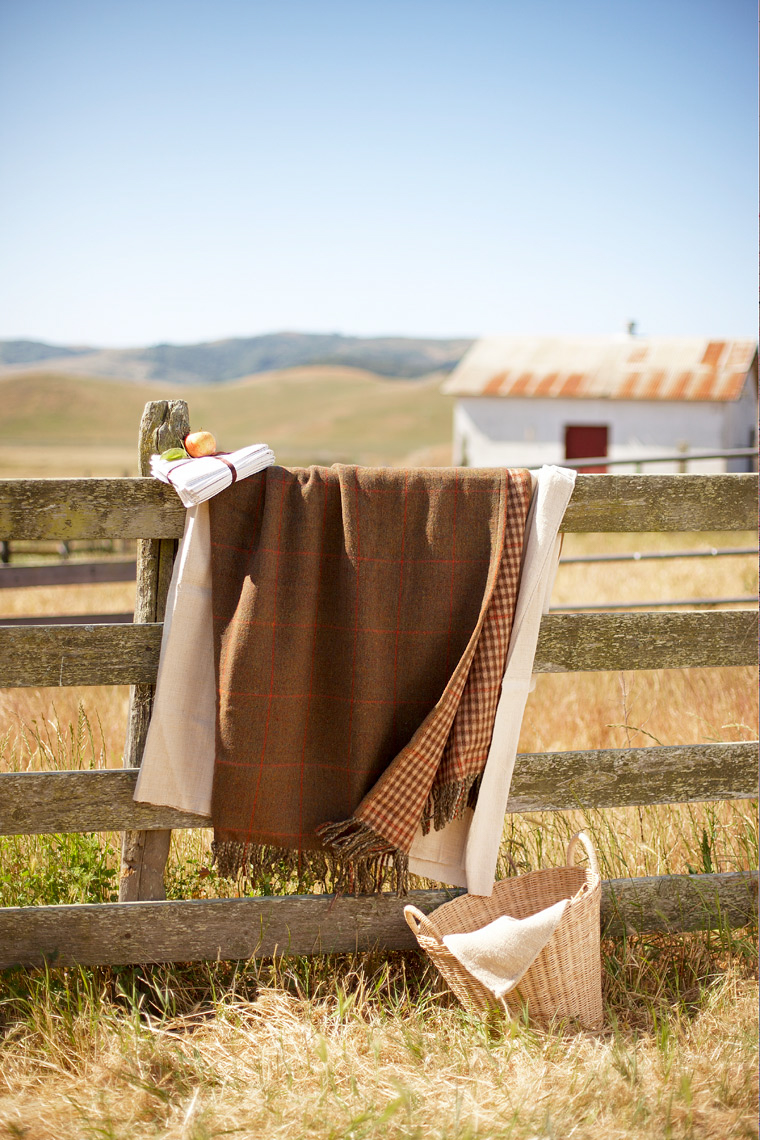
[404,830,603,1030]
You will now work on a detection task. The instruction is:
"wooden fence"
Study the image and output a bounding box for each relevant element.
[0,399,757,969]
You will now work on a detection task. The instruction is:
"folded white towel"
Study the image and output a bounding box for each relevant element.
[442,898,568,999]
[150,443,276,507]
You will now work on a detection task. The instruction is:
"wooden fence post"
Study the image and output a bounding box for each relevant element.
[119,399,190,902]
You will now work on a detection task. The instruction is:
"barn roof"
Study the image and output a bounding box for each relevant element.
[442,336,758,401]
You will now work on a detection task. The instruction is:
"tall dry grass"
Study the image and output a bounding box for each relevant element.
[0,961,757,1139]
[0,530,756,1138]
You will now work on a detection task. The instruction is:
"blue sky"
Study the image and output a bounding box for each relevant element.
[0,0,756,346]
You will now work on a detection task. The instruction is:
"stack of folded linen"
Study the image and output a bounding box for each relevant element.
[150,443,276,507]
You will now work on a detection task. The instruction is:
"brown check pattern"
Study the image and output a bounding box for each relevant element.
[208,464,532,882]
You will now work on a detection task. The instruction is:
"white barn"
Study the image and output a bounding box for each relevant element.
[442,335,758,472]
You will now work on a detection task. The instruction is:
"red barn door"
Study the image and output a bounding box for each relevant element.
[564,424,609,473]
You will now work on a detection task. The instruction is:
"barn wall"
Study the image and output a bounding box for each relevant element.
[453,396,751,472]
[724,370,758,470]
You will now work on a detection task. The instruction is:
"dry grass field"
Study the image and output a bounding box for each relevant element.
[0,381,757,1139]
[0,367,453,476]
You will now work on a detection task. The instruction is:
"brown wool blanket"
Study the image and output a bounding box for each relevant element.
[208,464,532,890]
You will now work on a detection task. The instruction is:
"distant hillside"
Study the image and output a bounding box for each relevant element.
[0,333,473,385]
[0,340,93,366]
[0,366,454,477]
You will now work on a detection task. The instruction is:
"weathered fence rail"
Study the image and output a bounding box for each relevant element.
[0,400,756,970]
[2,871,756,970]
[0,610,756,687]
[4,742,757,837]
[1,471,756,537]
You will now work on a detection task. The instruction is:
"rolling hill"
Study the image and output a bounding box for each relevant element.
[0,366,455,477]
[0,332,472,385]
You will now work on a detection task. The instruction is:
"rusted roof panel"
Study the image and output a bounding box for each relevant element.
[442,336,758,401]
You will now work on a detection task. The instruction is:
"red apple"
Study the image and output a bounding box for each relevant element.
[185,430,217,458]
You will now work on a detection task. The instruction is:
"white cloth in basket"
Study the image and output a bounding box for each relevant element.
[150,443,275,507]
[442,898,568,999]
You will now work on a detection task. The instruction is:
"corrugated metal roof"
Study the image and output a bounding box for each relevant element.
[442,336,758,402]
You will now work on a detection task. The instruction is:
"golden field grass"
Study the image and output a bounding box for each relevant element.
[0,964,756,1140]
[0,407,757,1138]
[0,367,453,476]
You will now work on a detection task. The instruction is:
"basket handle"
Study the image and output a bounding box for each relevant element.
[404,904,443,944]
[566,830,600,877]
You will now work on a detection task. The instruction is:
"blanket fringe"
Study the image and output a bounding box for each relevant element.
[316,818,410,895]
[213,776,480,895]
[421,773,482,834]
[212,833,409,896]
